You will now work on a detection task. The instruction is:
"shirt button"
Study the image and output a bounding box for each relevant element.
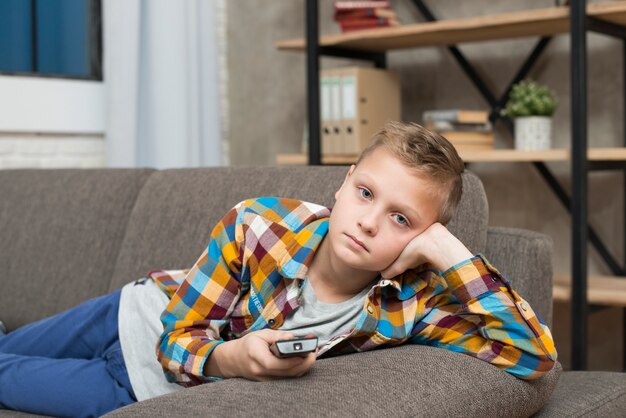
[268,319,276,326]
[367,305,374,314]
[491,276,498,282]
[520,302,528,311]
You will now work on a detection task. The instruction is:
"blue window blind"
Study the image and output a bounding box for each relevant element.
[0,0,101,79]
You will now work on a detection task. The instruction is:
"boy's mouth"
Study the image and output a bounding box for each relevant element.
[345,233,368,252]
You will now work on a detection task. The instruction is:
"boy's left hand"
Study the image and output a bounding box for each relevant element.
[380,222,474,279]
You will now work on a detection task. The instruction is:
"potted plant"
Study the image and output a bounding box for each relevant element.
[501,79,558,150]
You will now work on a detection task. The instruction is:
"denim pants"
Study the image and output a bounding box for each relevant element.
[0,289,137,417]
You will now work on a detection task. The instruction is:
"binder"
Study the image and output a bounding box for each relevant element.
[321,66,401,156]
[340,71,357,154]
[320,69,344,154]
[320,75,333,154]
[329,74,343,153]
[349,67,401,154]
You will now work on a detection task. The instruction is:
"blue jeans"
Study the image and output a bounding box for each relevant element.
[0,289,137,417]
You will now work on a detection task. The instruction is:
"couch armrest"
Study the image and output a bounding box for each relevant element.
[104,345,561,418]
[484,226,554,328]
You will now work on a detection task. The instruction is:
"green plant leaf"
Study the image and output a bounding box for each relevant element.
[503,79,557,117]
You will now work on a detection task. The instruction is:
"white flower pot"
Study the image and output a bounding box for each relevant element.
[514,116,552,150]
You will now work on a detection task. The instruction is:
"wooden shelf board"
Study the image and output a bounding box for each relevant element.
[460,149,568,162]
[462,147,626,162]
[553,272,626,307]
[277,148,626,165]
[276,2,626,52]
[276,153,355,165]
[588,147,626,161]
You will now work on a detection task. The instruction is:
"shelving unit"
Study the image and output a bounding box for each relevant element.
[276,0,626,370]
[554,273,626,307]
[277,147,626,164]
[276,2,626,51]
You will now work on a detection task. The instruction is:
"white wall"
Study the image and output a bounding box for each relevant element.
[0,75,105,169]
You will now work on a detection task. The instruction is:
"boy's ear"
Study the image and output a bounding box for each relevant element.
[335,164,356,200]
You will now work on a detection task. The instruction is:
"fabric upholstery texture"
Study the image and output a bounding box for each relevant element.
[534,371,626,417]
[484,226,554,327]
[104,345,561,418]
[0,169,154,330]
[445,170,488,255]
[0,411,50,418]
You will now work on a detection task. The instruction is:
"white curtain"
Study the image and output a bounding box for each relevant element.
[103,0,223,168]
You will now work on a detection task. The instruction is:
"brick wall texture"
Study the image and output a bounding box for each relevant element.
[0,135,106,169]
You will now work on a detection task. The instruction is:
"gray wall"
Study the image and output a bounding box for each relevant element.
[226,0,624,370]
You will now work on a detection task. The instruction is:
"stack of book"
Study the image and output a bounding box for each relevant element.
[334,1,400,33]
[422,109,495,152]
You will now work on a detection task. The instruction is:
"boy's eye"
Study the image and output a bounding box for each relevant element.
[359,187,372,200]
[394,214,408,226]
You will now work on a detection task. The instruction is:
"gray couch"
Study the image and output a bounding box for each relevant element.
[0,166,624,417]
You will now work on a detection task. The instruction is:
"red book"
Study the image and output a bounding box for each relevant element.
[339,18,393,32]
[342,26,389,33]
[337,16,399,27]
[334,7,396,20]
[339,16,391,26]
[334,1,390,11]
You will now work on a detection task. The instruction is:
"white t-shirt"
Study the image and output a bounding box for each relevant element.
[279,276,372,347]
[118,278,182,401]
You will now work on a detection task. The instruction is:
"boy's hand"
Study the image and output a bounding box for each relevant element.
[209,329,316,382]
[380,222,474,279]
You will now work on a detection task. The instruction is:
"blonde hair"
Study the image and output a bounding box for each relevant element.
[356,121,465,225]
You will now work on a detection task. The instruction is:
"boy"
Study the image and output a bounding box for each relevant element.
[0,121,557,416]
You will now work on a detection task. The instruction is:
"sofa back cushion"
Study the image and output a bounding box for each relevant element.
[447,170,488,254]
[109,167,487,290]
[0,168,154,329]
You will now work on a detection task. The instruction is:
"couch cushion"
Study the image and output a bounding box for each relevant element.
[104,345,560,418]
[485,227,554,327]
[109,167,487,290]
[0,169,154,329]
[447,170,488,254]
[0,411,50,417]
[534,370,626,417]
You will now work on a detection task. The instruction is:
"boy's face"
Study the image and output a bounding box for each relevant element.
[328,147,443,274]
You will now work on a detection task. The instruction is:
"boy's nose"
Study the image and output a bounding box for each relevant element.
[357,215,378,235]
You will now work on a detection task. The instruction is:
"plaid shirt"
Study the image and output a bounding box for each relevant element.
[153,197,557,386]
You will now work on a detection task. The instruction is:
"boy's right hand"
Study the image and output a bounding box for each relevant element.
[209,329,317,382]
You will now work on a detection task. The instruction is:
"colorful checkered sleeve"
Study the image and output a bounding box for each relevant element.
[409,254,557,380]
[156,202,244,386]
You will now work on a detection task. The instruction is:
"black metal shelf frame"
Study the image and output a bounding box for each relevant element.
[304,0,626,370]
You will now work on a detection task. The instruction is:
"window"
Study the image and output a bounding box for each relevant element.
[0,0,102,80]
